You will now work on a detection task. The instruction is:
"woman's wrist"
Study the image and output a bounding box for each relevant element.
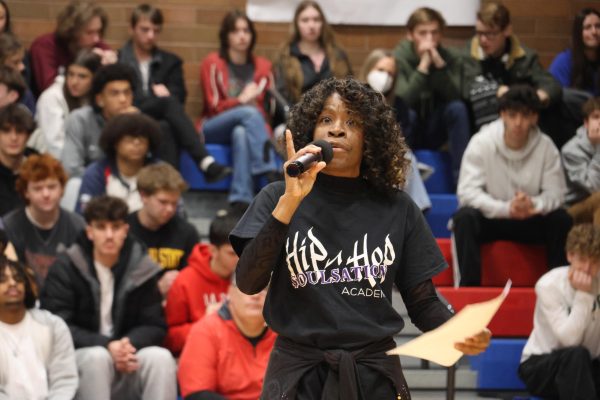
[272,193,302,224]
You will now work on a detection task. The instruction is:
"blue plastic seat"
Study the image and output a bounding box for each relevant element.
[414,149,454,194]
[179,146,232,191]
[468,338,527,390]
[425,194,458,238]
[179,145,284,192]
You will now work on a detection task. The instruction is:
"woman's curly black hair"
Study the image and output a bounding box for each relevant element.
[287,77,410,197]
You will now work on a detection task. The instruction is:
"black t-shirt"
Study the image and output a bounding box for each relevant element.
[2,208,85,288]
[290,42,333,95]
[228,62,255,98]
[127,212,199,271]
[230,174,446,349]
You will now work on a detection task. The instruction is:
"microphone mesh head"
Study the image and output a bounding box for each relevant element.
[312,140,334,163]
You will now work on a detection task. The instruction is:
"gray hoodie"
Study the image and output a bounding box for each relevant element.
[60,106,105,178]
[457,118,566,218]
[561,125,600,205]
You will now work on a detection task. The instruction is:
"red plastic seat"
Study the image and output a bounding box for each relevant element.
[433,238,454,286]
[481,241,547,287]
[438,287,536,337]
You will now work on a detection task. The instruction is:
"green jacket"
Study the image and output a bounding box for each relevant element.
[393,40,462,119]
[461,35,562,104]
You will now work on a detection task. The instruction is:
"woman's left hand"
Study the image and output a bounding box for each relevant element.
[454,328,492,355]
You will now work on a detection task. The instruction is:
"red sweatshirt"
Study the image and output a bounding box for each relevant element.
[29,33,110,93]
[178,305,276,399]
[164,243,230,354]
[198,52,275,131]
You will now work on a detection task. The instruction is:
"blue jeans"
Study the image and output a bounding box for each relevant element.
[203,106,276,204]
[409,100,471,185]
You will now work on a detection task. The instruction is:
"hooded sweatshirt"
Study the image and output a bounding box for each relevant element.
[561,125,600,205]
[40,234,165,350]
[164,243,231,354]
[178,303,276,400]
[457,118,566,218]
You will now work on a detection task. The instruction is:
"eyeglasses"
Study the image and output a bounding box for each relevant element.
[475,30,501,40]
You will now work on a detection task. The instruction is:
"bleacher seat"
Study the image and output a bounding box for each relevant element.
[433,238,454,286]
[414,149,454,194]
[180,147,232,191]
[180,145,284,192]
[425,194,458,238]
[430,228,545,395]
[437,287,535,337]
[468,338,528,390]
[438,288,536,392]
[432,238,548,287]
[481,241,547,287]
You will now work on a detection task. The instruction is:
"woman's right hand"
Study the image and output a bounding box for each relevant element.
[272,130,326,224]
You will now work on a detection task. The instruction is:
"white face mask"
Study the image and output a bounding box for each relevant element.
[367,70,393,94]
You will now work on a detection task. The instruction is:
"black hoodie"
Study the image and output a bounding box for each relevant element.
[40,232,165,349]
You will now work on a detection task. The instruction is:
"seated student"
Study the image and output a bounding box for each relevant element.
[164,209,241,355]
[60,64,154,212]
[61,63,140,180]
[60,63,142,211]
[358,48,431,211]
[453,85,572,286]
[2,154,85,288]
[0,64,26,109]
[550,8,600,96]
[519,224,600,399]
[40,195,176,400]
[36,50,102,158]
[549,8,600,138]
[394,7,470,184]
[199,10,280,210]
[0,103,36,217]
[462,2,565,145]
[76,112,161,213]
[119,4,230,181]
[128,163,199,298]
[178,282,275,400]
[0,256,78,399]
[274,1,352,106]
[63,62,228,190]
[0,33,36,115]
[562,97,600,226]
[29,0,116,94]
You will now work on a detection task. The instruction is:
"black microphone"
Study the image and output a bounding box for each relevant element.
[286,140,334,177]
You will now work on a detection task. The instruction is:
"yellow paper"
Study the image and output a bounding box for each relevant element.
[387,280,511,367]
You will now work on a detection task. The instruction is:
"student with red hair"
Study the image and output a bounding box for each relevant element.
[2,153,84,288]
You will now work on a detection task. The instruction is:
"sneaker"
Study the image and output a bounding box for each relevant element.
[203,161,232,183]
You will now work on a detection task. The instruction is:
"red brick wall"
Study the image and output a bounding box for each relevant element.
[11,0,578,118]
